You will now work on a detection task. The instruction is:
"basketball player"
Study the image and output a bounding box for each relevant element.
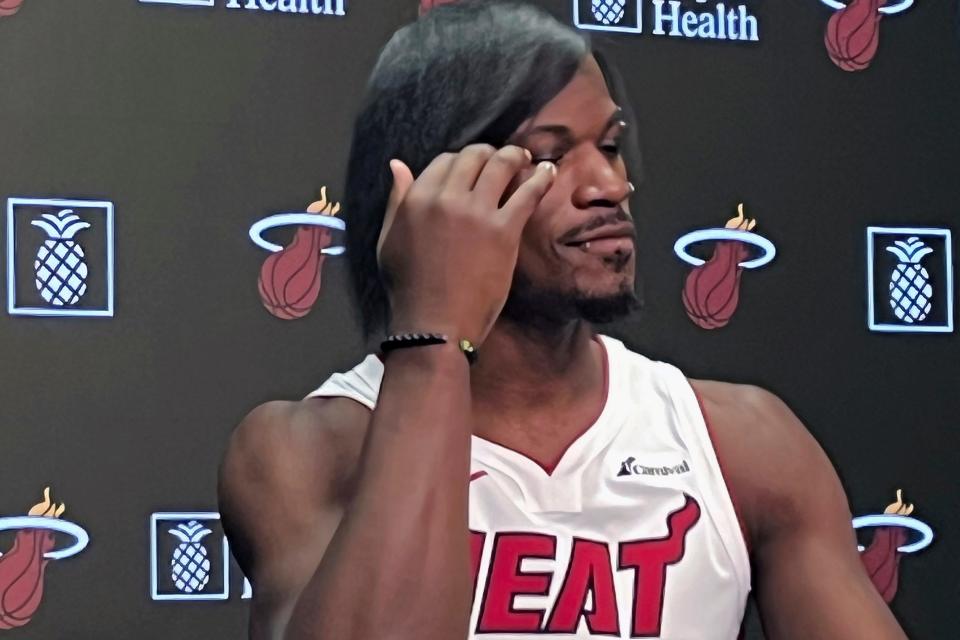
[217,2,909,638]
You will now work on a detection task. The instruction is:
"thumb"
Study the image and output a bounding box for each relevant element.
[378,159,414,263]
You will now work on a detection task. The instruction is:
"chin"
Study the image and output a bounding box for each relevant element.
[575,269,636,297]
[500,266,642,326]
[574,287,642,325]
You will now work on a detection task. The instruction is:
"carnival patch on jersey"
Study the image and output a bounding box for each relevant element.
[466,494,702,637]
[616,455,692,478]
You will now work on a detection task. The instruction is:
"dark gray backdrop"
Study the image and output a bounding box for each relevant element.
[0,0,957,638]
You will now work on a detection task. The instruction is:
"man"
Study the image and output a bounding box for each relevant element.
[217,2,909,638]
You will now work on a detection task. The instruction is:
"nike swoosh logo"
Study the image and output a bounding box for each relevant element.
[470,470,488,483]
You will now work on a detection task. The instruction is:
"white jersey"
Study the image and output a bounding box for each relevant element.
[306,333,751,639]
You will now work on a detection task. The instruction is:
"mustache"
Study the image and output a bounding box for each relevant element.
[561,207,633,243]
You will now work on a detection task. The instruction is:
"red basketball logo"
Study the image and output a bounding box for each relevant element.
[825,0,884,71]
[0,489,65,629]
[257,188,342,320]
[681,204,758,330]
[859,490,921,603]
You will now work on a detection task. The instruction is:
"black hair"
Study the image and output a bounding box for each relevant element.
[341,0,641,343]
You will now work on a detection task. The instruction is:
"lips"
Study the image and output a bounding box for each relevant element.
[566,237,634,255]
[564,224,635,255]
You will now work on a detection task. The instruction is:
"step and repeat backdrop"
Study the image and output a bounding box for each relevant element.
[0,0,957,638]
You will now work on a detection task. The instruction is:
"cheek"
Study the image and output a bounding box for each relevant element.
[517,213,564,277]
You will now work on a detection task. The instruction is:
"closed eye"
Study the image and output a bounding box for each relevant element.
[601,143,621,155]
[533,144,620,165]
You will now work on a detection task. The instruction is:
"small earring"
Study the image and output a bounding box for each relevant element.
[627,182,635,194]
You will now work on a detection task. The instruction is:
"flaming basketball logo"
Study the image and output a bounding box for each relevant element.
[0,487,92,630]
[254,187,343,320]
[820,0,914,72]
[675,203,776,330]
[825,0,883,71]
[682,205,755,329]
[858,489,931,603]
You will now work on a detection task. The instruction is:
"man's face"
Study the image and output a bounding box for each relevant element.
[498,54,640,328]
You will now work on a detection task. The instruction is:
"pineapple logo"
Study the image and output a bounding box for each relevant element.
[866,227,953,333]
[885,237,933,324]
[574,0,641,33]
[168,521,212,594]
[150,512,229,600]
[7,197,114,317]
[591,0,625,25]
[30,209,91,307]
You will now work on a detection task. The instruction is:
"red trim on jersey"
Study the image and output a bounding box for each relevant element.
[469,470,488,483]
[473,334,610,477]
[691,387,753,555]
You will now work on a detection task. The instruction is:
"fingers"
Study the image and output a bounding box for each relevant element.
[385,159,414,219]
[469,145,532,198]
[378,144,547,264]
[444,144,499,192]
[499,161,556,236]
[378,158,415,263]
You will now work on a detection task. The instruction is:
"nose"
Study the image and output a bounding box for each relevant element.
[570,146,633,210]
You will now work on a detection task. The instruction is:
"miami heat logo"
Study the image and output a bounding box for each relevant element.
[0,488,89,629]
[248,186,345,320]
[675,203,776,330]
[819,0,914,72]
[857,489,933,602]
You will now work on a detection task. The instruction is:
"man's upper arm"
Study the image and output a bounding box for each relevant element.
[217,400,349,640]
[738,387,908,640]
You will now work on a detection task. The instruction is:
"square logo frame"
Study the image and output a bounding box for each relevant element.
[573,0,643,33]
[150,511,230,601]
[7,197,115,318]
[867,226,954,333]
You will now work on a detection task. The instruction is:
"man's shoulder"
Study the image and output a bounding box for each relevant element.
[221,396,371,504]
[688,378,793,427]
[686,378,840,541]
[218,396,372,574]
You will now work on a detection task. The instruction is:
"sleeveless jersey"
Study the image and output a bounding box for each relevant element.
[305,334,752,639]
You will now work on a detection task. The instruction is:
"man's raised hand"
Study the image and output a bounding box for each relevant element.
[377,144,556,346]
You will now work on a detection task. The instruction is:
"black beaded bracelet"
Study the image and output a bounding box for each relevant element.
[380,332,478,365]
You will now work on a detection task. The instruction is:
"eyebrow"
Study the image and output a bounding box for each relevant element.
[513,107,626,145]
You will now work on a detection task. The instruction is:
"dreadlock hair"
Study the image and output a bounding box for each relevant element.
[342,0,641,344]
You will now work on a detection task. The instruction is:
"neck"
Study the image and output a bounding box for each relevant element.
[470,318,603,426]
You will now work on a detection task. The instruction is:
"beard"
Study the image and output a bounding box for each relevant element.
[499,266,644,329]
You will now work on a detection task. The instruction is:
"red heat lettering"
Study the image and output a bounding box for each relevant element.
[545,538,620,634]
[618,494,701,637]
[476,532,557,633]
[470,530,486,593]
[472,494,702,637]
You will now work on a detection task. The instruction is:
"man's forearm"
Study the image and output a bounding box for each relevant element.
[285,341,473,640]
